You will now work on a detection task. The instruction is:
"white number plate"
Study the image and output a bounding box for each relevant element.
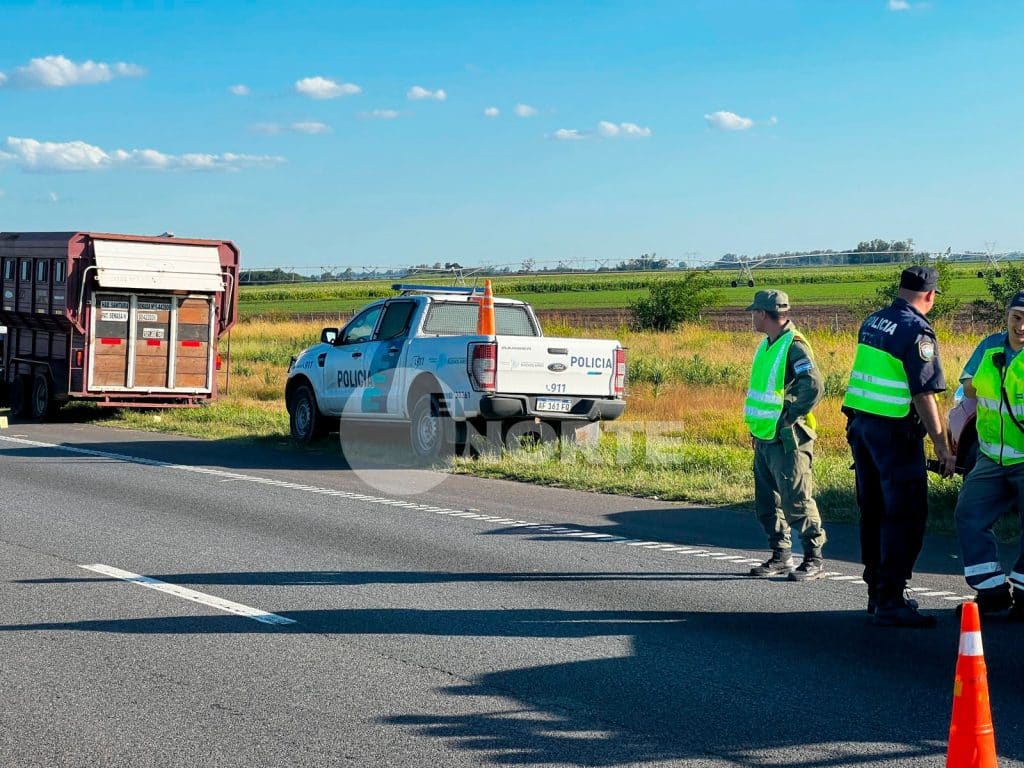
[536,397,572,413]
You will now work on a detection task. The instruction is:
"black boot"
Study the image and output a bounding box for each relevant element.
[749,549,794,577]
[872,596,936,628]
[788,551,826,582]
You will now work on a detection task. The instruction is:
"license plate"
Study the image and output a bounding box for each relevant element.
[536,397,572,413]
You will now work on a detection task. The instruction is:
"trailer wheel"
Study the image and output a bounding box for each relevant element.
[289,384,328,444]
[31,374,58,421]
[8,375,30,418]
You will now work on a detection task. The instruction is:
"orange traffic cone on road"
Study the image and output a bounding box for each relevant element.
[946,601,998,768]
[476,279,495,336]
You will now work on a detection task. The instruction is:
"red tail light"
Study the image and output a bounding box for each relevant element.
[469,342,497,392]
[74,350,84,367]
[613,347,627,396]
[215,354,222,371]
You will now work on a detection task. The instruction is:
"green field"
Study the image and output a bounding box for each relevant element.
[238,263,997,318]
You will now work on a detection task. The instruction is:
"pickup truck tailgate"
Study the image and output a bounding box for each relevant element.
[496,336,618,396]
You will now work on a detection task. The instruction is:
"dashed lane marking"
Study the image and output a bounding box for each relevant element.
[80,564,296,626]
[0,434,976,608]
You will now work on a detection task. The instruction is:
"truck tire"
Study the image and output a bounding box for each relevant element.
[289,384,328,444]
[8,375,30,418]
[409,393,454,463]
[31,374,59,421]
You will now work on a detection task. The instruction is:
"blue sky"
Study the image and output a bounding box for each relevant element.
[1,0,1022,269]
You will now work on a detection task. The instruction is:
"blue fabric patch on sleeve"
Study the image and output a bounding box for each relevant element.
[793,358,814,374]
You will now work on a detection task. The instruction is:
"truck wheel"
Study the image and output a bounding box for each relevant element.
[8,375,30,418]
[409,393,453,463]
[289,384,328,444]
[30,374,59,421]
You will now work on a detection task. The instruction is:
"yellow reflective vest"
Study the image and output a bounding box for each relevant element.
[842,344,913,418]
[744,328,817,440]
[972,345,1024,465]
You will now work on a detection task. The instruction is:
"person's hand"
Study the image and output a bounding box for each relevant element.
[935,444,956,478]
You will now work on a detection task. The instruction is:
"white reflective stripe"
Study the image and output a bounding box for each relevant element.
[849,370,910,391]
[1009,571,1024,588]
[845,386,912,406]
[979,439,1024,459]
[959,631,984,657]
[744,406,778,420]
[976,397,1001,411]
[973,574,1008,590]
[964,561,1001,578]
[745,389,783,405]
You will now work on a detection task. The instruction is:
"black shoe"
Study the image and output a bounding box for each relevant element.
[788,557,826,582]
[868,592,918,615]
[976,586,1014,615]
[749,550,794,578]
[872,599,937,628]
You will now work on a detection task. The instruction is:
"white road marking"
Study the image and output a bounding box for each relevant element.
[0,434,977,608]
[80,564,296,626]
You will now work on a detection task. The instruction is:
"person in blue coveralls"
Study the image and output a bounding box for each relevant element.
[952,290,1024,619]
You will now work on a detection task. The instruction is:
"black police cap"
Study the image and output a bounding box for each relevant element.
[899,265,941,294]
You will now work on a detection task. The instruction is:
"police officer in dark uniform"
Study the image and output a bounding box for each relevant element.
[842,266,955,628]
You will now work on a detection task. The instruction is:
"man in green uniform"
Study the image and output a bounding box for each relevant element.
[744,290,828,581]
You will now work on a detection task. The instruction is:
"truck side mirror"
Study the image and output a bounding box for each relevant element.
[320,328,338,345]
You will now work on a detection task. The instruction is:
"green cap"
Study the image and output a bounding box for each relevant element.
[745,289,791,312]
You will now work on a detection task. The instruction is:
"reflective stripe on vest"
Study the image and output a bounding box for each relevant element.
[842,344,912,417]
[744,328,815,440]
[973,346,1024,465]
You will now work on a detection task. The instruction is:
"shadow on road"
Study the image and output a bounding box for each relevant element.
[3,569,1023,766]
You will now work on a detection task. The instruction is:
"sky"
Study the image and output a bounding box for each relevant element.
[1,0,1022,270]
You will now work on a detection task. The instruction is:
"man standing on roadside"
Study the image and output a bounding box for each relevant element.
[843,266,955,628]
[744,289,828,582]
[952,290,1024,619]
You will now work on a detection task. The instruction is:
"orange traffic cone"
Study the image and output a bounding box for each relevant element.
[946,601,998,768]
[476,279,495,336]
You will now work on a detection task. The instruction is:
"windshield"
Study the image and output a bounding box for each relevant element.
[422,301,539,337]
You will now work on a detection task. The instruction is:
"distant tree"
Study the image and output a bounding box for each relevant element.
[630,272,722,331]
[972,262,1024,327]
[855,257,960,320]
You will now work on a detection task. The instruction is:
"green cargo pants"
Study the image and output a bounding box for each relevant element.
[753,433,827,553]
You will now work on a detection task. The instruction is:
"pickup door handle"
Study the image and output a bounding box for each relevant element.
[317,353,327,367]
[351,351,362,359]
[388,346,400,354]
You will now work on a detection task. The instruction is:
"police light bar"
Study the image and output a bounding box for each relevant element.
[391,284,484,295]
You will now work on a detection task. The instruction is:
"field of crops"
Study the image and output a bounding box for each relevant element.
[238,262,997,318]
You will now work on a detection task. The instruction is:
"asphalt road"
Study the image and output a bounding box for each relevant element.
[0,422,1021,768]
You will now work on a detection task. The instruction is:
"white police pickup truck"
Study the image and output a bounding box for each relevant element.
[285,284,626,459]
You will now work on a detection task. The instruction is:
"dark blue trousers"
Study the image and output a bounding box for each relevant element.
[846,415,928,602]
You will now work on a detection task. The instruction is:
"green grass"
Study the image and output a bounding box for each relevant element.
[238,265,997,318]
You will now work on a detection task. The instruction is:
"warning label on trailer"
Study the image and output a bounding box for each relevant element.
[100,300,129,310]
[142,327,166,339]
[137,312,159,322]
[138,301,171,312]
[101,310,129,322]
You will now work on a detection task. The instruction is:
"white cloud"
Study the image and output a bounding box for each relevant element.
[768,115,779,125]
[514,103,538,118]
[0,55,145,89]
[291,121,331,134]
[228,84,250,96]
[552,128,586,141]
[888,0,911,9]
[597,121,652,139]
[483,106,499,118]
[1,136,284,173]
[358,109,400,120]
[251,123,283,136]
[294,76,361,99]
[704,110,755,131]
[407,85,447,101]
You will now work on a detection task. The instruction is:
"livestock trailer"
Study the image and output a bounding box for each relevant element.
[0,232,240,418]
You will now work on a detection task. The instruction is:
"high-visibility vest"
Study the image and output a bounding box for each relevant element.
[744,328,817,440]
[842,344,913,418]
[973,346,1024,465]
